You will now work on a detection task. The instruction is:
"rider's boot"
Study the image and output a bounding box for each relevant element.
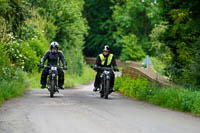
[93,87,98,92]
[58,85,64,90]
[41,84,46,89]
[109,88,114,93]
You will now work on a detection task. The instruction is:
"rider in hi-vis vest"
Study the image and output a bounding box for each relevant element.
[93,45,119,92]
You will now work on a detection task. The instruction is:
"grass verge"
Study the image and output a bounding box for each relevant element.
[114,76,200,116]
[0,69,29,105]
[64,65,95,87]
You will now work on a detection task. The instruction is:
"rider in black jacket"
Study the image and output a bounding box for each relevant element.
[93,45,119,92]
[40,42,67,89]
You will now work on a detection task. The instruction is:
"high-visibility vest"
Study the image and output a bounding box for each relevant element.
[99,54,113,66]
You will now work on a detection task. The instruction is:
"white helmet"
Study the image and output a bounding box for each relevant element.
[50,41,59,49]
[103,45,110,51]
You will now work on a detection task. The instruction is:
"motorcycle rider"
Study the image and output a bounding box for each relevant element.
[93,45,119,92]
[40,42,67,89]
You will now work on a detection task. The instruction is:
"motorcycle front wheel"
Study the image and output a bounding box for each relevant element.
[50,80,55,98]
[103,79,110,99]
[99,83,104,98]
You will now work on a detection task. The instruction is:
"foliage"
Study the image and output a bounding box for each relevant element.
[111,0,161,56]
[84,0,161,57]
[115,76,200,116]
[29,0,88,75]
[83,0,115,57]
[0,0,90,104]
[158,0,200,87]
[120,34,145,61]
[0,68,29,104]
[151,57,166,76]
[64,65,95,88]
[0,43,28,105]
[149,21,171,60]
[0,0,30,34]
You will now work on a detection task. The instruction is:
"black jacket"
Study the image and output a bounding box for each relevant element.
[41,50,67,67]
[96,54,117,68]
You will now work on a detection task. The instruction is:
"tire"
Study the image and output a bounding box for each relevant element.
[50,80,55,98]
[99,81,104,98]
[100,92,104,98]
[104,79,110,99]
[50,92,54,98]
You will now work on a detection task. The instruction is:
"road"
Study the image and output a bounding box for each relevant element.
[0,82,200,133]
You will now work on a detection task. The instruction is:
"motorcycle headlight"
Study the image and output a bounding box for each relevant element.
[104,71,110,74]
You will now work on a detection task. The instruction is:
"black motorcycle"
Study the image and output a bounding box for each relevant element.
[98,67,113,99]
[39,65,63,98]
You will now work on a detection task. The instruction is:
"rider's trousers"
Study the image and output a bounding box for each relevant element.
[94,70,115,89]
[40,67,64,87]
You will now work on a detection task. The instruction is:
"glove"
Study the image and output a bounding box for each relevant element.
[63,66,67,70]
[114,66,119,72]
[93,65,98,70]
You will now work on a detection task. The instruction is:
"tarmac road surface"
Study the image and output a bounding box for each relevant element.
[0,82,200,133]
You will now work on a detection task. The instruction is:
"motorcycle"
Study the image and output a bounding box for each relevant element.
[97,67,113,99]
[39,65,63,98]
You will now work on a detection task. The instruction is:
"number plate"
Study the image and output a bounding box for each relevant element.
[51,67,57,70]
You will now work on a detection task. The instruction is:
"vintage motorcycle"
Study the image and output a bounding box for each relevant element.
[95,67,114,99]
[39,65,63,98]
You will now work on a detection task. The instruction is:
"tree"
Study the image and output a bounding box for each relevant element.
[111,0,161,55]
[120,34,145,61]
[29,0,88,75]
[158,0,200,87]
[83,0,115,57]
[0,0,30,35]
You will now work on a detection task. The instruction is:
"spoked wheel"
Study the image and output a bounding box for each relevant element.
[103,79,110,99]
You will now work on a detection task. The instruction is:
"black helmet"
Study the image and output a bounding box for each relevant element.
[50,41,59,49]
[103,45,110,51]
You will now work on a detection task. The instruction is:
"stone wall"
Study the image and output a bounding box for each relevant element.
[122,66,174,87]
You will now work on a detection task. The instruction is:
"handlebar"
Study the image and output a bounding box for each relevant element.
[97,67,113,71]
[92,65,119,72]
[37,64,64,69]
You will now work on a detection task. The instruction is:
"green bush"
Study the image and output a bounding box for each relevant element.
[179,90,199,112]
[44,21,58,42]
[4,42,38,72]
[0,44,11,79]
[0,45,28,105]
[0,68,28,104]
[151,57,166,75]
[115,76,200,116]
[115,76,153,100]
[150,88,181,110]
[192,97,200,115]
[1,36,48,72]
[120,34,145,61]
[28,37,49,57]
[64,48,84,76]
